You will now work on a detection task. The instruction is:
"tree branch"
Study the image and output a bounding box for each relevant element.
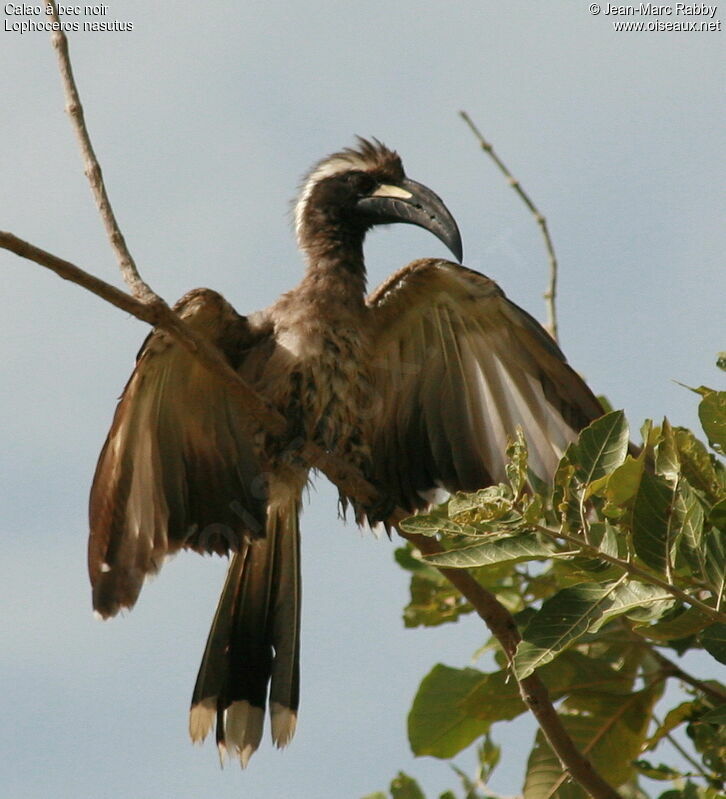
[403,532,622,799]
[46,0,157,304]
[460,110,559,343]
[0,231,287,437]
[651,649,726,704]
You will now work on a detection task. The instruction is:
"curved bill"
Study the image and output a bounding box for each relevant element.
[356,177,463,263]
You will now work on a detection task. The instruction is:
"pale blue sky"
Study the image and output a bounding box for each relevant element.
[1,2,723,797]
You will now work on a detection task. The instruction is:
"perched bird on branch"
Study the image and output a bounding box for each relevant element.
[88,139,603,766]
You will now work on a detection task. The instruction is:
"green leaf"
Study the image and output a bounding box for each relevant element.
[631,469,673,573]
[596,581,675,630]
[589,454,645,507]
[523,686,659,798]
[408,654,637,764]
[450,736,502,797]
[522,493,545,525]
[641,418,656,448]
[597,636,649,684]
[361,794,388,799]
[399,510,477,538]
[395,543,478,628]
[527,468,551,500]
[645,701,697,750]
[390,773,426,799]
[687,716,726,778]
[674,428,723,502]
[403,570,471,628]
[597,394,615,414]
[422,533,557,569]
[448,486,521,530]
[514,581,675,679]
[477,734,501,780]
[698,390,726,454]
[395,544,431,575]
[455,667,529,727]
[703,527,726,599]
[699,704,726,724]
[633,759,682,781]
[506,427,529,497]
[513,582,622,679]
[562,520,619,576]
[553,650,636,696]
[657,785,705,799]
[592,519,619,559]
[655,419,680,482]
[552,456,580,533]
[408,665,490,758]
[701,623,726,664]
[571,410,630,485]
[709,498,726,532]
[618,781,651,799]
[464,650,632,725]
[639,607,712,643]
[672,479,705,571]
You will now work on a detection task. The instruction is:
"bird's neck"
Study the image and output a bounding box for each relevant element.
[299,238,368,308]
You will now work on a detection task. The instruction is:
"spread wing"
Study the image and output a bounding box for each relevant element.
[89,289,269,618]
[366,259,604,512]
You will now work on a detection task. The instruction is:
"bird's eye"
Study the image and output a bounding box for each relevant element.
[343,171,376,195]
[357,174,376,194]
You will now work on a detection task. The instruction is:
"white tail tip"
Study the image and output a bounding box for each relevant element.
[224,701,264,767]
[270,702,297,748]
[189,697,216,743]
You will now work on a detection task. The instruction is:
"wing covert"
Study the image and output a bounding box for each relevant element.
[89,289,269,618]
[366,259,604,513]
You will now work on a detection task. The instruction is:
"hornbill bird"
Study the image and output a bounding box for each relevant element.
[88,139,604,766]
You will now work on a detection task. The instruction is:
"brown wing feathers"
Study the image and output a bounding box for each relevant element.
[366,259,604,513]
[88,289,268,618]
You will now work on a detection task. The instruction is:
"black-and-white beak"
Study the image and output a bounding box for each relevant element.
[356,177,463,262]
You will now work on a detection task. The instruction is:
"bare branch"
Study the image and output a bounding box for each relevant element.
[651,649,726,704]
[651,712,715,781]
[460,110,559,343]
[46,1,157,304]
[0,231,287,437]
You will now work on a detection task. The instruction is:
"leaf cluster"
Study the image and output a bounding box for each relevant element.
[369,384,726,799]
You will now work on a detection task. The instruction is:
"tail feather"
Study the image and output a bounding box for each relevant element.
[269,504,301,747]
[189,496,301,766]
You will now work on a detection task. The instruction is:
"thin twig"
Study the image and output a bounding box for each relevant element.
[662,730,711,781]
[46,1,157,304]
[651,649,726,704]
[460,110,559,343]
[651,713,713,781]
[0,231,287,437]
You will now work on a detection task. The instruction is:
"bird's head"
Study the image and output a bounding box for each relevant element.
[294,138,463,264]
